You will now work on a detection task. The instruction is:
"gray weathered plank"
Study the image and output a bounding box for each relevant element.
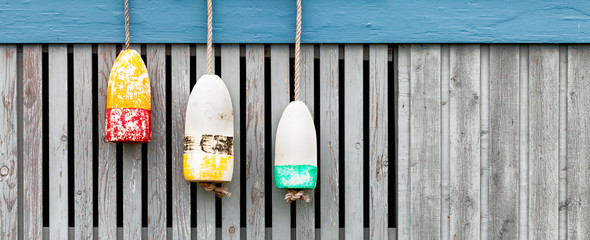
[558,45,567,240]
[441,44,450,240]
[171,44,192,240]
[488,45,520,239]
[528,45,559,239]
[369,44,389,239]
[73,44,93,239]
[479,44,490,239]
[195,44,216,240]
[567,45,590,239]
[518,45,529,240]
[98,44,118,239]
[246,44,265,240]
[296,44,316,240]
[409,44,441,239]
[344,44,363,240]
[449,44,480,240]
[221,44,241,240]
[270,44,291,240]
[23,44,43,240]
[0,45,17,239]
[123,44,143,240]
[320,44,340,240]
[397,44,410,240]
[147,44,167,240]
[49,44,69,240]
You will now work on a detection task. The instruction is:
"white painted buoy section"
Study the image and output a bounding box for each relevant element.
[184,74,234,182]
[274,101,317,189]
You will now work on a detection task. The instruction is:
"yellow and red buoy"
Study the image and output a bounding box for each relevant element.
[105,49,151,143]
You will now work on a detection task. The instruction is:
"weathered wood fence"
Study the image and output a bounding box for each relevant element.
[1,43,589,240]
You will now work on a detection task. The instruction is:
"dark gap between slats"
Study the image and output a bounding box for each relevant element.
[239,47,247,228]
[189,46,197,228]
[264,44,272,228]
[68,44,75,228]
[215,53,222,229]
[313,53,321,229]
[289,50,297,229]
[92,44,99,228]
[389,44,397,228]
[363,52,370,229]
[141,47,148,228]
[166,45,173,228]
[42,45,49,227]
[116,44,123,228]
[338,52,345,228]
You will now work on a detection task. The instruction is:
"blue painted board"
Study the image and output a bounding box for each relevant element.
[2,0,590,43]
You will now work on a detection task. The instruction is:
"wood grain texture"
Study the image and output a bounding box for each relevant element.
[23,44,43,240]
[397,44,410,240]
[440,44,450,240]
[97,44,118,239]
[567,45,590,240]
[558,45,567,240]
[320,44,339,240]
[221,44,241,240]
[123,44,143,240]
[488,45,520,239]
[48,44,68,240]
[479,44,490,240]
[147,44,167,240]
[171,44,192,240]
[518,45,529,240]
[0,44,17,240]
[195,44,216,240]
[344,44,363,240]
[270,44,291,240]
[409,44,441,239]
[369,44,389,239]
[73,44,93,239]
[449,44,480,240]
[528,45,559,239]
[296,44,316,240]
[4,2,590,43]
[246,44,265,240]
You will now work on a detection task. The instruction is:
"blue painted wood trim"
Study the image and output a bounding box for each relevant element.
[2,1,590,43]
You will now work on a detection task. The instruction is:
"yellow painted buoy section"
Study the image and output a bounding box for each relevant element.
[105,50,151,143]
[184,75,234,182]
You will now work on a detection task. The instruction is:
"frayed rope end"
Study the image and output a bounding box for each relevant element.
[198,182,231,198]
[284,189,310,203]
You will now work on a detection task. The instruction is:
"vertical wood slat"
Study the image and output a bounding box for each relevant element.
[448,44,480,239]
[296,44,316,240]
[49,44,68,240]
[397,44,410,240]
[320,44,340,240]
[369,44,389,239]
[221,44,241,240]
[409,44,441,239]
[518,45,530,240]
[147,44,167,239]
[195,44,216,240]
[123,44,143,240]
[344,44,363,240]
[23,44,43,240]
[440,44,450,240]
[558,45,567,240]
[171,44,192,240]
[0,44,17,239]
[270,44,291,240]
[488,45,519,239]
[98,44,118,239]
[246,44,265,240]
[73,44,93,239]
[479,44,490,239]
[528,45,559,239]
[567,45,590,239]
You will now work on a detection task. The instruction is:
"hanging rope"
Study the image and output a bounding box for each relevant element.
[285,189,309,203]
[293,0,302,101]
[206,0,213,75]
[199,182,231,198]
[124,0,130,50]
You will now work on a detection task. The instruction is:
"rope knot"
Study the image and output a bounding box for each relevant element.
[198,182,231,198]
[284,189,310,203]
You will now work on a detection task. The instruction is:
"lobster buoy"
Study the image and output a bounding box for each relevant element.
[105,50,151,143]
[184,75,234,182]
[274,101,317,189]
